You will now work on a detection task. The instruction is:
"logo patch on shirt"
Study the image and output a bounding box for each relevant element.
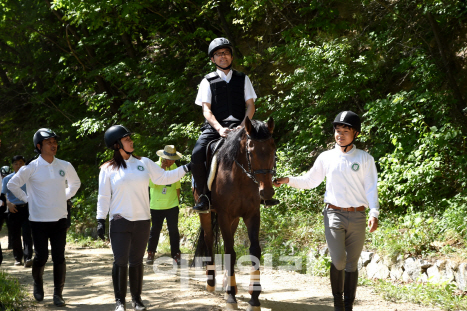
[351,163,360,171]
[137,165,144,171]
[59,169,65,176]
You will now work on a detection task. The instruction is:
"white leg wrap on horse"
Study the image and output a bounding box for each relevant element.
[227,275,237,287]
[250,269,261,283]
[224,274,238,294]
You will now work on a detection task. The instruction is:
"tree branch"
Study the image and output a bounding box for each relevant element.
[217,1,243,59]
[66,25,87,71]
[426,12,466,113]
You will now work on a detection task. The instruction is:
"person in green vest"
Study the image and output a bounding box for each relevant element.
[146,145,183,266]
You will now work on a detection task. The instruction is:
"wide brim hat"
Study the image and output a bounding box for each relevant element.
[156,145,183,160]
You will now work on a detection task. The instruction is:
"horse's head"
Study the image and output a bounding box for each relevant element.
[244,116,276,200]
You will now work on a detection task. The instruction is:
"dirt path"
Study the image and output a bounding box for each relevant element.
[1,236,443,311]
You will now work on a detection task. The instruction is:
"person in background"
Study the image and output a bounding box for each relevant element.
[146,145,183,266]
[0,159,6,265]
[2,155,33,267]
[97,125,191,311]
[274,111,379,311]
[1,165,13,250]
[8,128,81,307]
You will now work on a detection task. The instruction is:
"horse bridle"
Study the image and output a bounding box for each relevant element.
[234,134,276,186]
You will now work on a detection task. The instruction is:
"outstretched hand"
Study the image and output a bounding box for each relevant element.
[273,177,289,187]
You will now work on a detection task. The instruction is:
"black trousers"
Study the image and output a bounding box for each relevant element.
[30,218,67,267]
[8,204,33,262]
[191,128,220,194]
[192,121,241,194]
[147,207,180,257]
[110,218,150,267]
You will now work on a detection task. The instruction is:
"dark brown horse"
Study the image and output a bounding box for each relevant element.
[193,116,276,311]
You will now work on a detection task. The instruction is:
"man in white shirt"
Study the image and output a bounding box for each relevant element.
[191,37,256,213]
[274,111,379,311]
[8,128,81,307]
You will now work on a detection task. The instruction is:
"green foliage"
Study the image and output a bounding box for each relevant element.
[307,254,331,277]
[0,270,29,311]
[369,195,467,258]
[66,231,109,248]
[1,0,467,287]
[372,278,467,311]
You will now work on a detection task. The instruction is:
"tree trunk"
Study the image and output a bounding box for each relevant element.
[217,1,243,59]
[426,12,467,124]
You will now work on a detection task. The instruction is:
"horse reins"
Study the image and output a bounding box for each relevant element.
[234,134,276,185]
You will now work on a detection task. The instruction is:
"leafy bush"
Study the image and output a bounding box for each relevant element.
[372,278,467,311]
[0,270,29,311]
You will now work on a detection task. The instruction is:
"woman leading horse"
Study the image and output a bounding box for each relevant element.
[194,116,276,311]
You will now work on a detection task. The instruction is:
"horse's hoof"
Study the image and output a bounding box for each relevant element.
[206,284,215,292]
[246,306,261,311]
[225,302,238,310]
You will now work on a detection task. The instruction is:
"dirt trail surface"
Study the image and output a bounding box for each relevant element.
[1,239,443,311]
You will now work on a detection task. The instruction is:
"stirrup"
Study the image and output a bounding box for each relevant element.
[194,194,211,214]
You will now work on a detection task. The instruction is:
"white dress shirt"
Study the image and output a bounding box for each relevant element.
[97,156,186,221]
[7,155,81,222]
[288,145,380,218]
[195,69,257,121]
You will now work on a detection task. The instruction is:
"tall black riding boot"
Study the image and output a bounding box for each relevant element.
[344,270,358,311]
[129,264,146,310]
[32,263,45,302]
[113,264,128,311]
[53,262,66,306]
[193,186,210,213]
[330,263,345,311]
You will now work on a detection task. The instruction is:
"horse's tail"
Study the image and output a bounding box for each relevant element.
[191,212,220,267]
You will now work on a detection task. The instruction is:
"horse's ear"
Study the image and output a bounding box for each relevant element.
[267,116,274,133]
[244,116,252,135]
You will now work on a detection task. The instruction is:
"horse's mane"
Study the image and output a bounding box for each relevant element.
[218,120,272,168]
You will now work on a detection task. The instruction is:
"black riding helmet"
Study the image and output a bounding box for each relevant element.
[332,111,361,132]
[332,111,361,152]
[104,125,133,154]
[208,37,233,71]
[1,165,11,177]
[208,37,233,58]
[33,128,59,154]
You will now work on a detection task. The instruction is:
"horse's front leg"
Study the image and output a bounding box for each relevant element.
[219,217,238,310]
[200,213,215,292]
[245,213,262,311]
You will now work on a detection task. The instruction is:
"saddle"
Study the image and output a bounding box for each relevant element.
[206,138,225,191]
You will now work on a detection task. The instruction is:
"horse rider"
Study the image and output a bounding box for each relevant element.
[274,111,379,311]
[191,37,257,213]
